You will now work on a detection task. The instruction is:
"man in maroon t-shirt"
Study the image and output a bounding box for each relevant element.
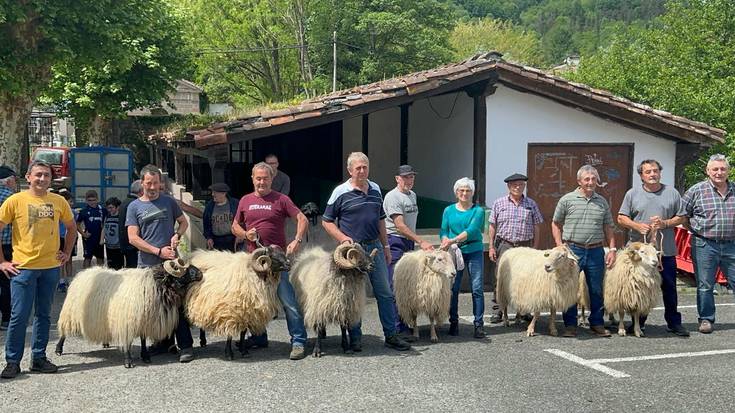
[232,162,308,360]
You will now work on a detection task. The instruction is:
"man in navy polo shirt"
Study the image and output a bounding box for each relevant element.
[322,152,411,352]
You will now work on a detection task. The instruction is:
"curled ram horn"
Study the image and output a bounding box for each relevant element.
[251,247,272,272]
[163,257,187,277]
[333,242,357,269]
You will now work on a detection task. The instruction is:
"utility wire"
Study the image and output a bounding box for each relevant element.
[195,41,331,55]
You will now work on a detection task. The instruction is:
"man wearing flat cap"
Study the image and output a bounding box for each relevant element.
[487,173,543,323]
[203,182,239,252]
[383,165,433,338]
[0,166,17,331]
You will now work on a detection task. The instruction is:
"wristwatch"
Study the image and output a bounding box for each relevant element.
[609,247,617,252]
[295,238,303,243]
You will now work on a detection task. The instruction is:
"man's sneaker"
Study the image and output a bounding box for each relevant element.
[0,321,8,331]
[448,321,459,336]
[590,325,612,338]
[384,334,411,351]
[179,347,194,363]
[30,357,58,373]
[289,345,306,360]
[667,324,690,337]
[562,326,577,337]
[473,326,487,339]
[398,329,417,342]
[0,363,20,379]
[699,320,714,334]
[57,282,67,293]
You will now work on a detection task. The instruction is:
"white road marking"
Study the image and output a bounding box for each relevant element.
[544,348,735,378]
[592,349,735,364]
[544,349,630,378]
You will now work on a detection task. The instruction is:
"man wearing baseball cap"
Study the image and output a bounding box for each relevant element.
[0,166,17,331]
[383,165,433,338]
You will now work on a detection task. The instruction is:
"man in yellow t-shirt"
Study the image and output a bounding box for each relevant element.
[0,160,76,379]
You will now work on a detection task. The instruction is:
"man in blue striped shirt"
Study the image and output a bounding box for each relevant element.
[0,166,16,331]
[682,154,735,334]
[323,152,411,352]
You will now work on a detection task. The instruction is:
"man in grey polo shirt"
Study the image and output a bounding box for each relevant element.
[552,165,616,338]
[383,165,433,337]
[618,159,689,336]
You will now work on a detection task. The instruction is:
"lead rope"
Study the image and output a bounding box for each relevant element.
[642,230,664,271]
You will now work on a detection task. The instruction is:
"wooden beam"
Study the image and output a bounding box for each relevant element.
[362,113,369,154]
[400,104,409,164]
[473,94,487,205]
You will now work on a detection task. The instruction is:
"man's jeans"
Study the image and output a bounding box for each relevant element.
[5,267,60,363]
[387,234,414,333]
[563,246,605,327]
[449,250,485,327]
[691,237,735,323]
[349,240,398,340]
[251,271,307,347]
[640,256,682,327]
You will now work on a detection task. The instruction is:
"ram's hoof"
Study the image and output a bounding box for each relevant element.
[617,329,626,337]
[55,349,63,356]
[124,361,134,368]
[312,350,323,358]
[200,340,207,348]
[526,331,535,337]
[430,337,439,343]
[102,343,110,349]
[141,355,151,364]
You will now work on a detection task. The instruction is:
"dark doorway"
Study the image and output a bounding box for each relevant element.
[227,121,344,211]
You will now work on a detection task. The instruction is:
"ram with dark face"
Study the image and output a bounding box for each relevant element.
[55,258,203,368]
[186,246,288,360]
[290,242,378,357]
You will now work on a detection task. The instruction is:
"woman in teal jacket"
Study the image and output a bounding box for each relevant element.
[440,177,486,339]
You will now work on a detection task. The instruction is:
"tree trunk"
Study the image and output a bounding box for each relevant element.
[85,115,111,146]
[0,94,34,171]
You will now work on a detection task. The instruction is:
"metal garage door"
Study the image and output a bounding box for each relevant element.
[526,143,633,249]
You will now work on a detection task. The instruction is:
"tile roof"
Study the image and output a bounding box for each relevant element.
[179,52,725,149]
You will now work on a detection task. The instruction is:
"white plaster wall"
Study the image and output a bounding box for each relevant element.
[408,92,474,202]
[485,84,677,204]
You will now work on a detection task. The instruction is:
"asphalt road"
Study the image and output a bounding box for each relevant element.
[2,278,735,412]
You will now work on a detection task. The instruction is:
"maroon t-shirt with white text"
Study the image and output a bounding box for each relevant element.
[235,191,300,252]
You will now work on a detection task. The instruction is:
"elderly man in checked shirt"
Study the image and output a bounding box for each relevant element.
[682,154,735,334]
[487,173,543,323]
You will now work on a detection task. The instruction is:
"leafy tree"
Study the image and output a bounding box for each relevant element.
[450,17,545,67]
[307,0,458,89]
[178,0,312,107]
[570,0,735,186]
[0,0,188,169]
[43,1,190,145]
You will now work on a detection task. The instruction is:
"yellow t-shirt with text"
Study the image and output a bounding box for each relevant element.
[0,191,73,269]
